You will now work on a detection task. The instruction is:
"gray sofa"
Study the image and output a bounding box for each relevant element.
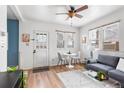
[86,55,120,75]
[86,55,124,87]
[108,70,124,87]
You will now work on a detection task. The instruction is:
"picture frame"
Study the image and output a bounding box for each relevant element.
[22,33,30,42]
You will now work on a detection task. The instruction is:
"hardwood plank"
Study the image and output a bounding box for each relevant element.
[26,64,84,88]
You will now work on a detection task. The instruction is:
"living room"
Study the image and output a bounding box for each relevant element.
[0,4,124,89]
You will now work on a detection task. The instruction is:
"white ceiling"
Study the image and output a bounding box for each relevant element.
[8,5,124,27]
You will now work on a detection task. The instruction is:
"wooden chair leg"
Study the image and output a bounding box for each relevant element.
[73,59,75,64]
[74,59,76,65]
[77,59,78,64]
[74,59,75,64]
[72,59,74,64]
[64,60,66,65]
[79,59,81,64]
[74,59,76,64]
[57,60,60,65]
[65,60,67,65]
[77,59,79,64]
[65,59,68,65]
[61,60,63,66]
[71,58,73,64]
[73,59,74,65]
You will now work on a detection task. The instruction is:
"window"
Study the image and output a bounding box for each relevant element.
[66,33,74,48]
[57,32,64,48]
[36,33,47,48]
[56,31,75,48]
[103,22,119,51]
[89,29,99,48]
[88,21,120,51]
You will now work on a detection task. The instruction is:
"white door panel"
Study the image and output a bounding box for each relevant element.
[33,31,48,68]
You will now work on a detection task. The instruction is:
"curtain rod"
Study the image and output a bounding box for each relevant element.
[56,30,76,33]
[89,20,120,31]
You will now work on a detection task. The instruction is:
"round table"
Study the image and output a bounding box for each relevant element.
[63,53,77,68]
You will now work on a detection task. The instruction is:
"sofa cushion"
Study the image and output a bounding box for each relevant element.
[108,70,124,82]
[87,63,115,74]
[97,55,119,68]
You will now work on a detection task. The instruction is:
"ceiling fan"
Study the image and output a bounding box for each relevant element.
[56,5,88,20]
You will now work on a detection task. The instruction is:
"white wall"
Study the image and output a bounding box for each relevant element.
[0,5,7,71]
[19,20,80,69]
[0,6,7,31]
[80,7,124,60]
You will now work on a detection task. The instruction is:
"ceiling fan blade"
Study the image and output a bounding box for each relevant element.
[65,16,70,20]
[75,14,83,18]
[56,13,68,15]
[75,5,88,13]
[70,5,75,11]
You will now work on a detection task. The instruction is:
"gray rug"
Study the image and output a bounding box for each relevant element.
[57,70,120,88]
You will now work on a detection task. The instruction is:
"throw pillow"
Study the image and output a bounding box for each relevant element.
[116,58,124,72]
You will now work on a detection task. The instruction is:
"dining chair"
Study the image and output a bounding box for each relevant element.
[71,51,81,64]
[57,52,67,66]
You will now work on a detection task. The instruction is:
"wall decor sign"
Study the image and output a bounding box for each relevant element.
[22,33,30,42]
[0,31,7,50]
[81,36,86,43]
[22,33,30,46]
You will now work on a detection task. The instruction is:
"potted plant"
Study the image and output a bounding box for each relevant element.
[96,71,106,81]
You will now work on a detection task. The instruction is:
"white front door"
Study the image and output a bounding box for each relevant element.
[33,31,48,68]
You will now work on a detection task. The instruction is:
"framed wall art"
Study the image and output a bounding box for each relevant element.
[22,33,30,42]
[22,33,30,46]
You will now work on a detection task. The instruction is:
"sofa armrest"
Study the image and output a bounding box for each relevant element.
[87,59,97,64]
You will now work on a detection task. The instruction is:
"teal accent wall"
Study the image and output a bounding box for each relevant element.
[7,19,19,66]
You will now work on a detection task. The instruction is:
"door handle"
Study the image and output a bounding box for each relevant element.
[33,50,36,53]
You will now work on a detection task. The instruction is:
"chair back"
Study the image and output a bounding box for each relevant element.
[74,51,80,58]
[57,52,63,61]
[77,51,80,58]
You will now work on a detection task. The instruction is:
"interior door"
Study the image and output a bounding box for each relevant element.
[33,31,48,68]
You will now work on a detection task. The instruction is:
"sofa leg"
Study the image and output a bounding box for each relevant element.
[105,75,109,80]
[121,83,124,88]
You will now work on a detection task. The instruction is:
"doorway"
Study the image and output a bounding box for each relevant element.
[33,31,49,69]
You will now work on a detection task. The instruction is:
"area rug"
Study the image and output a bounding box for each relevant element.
[57,70,120,88]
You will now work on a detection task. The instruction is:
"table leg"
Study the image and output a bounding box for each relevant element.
[66,56,74,68]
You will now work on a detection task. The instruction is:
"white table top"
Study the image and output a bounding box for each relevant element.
[63,53,77,56]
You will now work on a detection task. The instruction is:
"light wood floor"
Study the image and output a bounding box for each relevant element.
[26,64,85,88]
